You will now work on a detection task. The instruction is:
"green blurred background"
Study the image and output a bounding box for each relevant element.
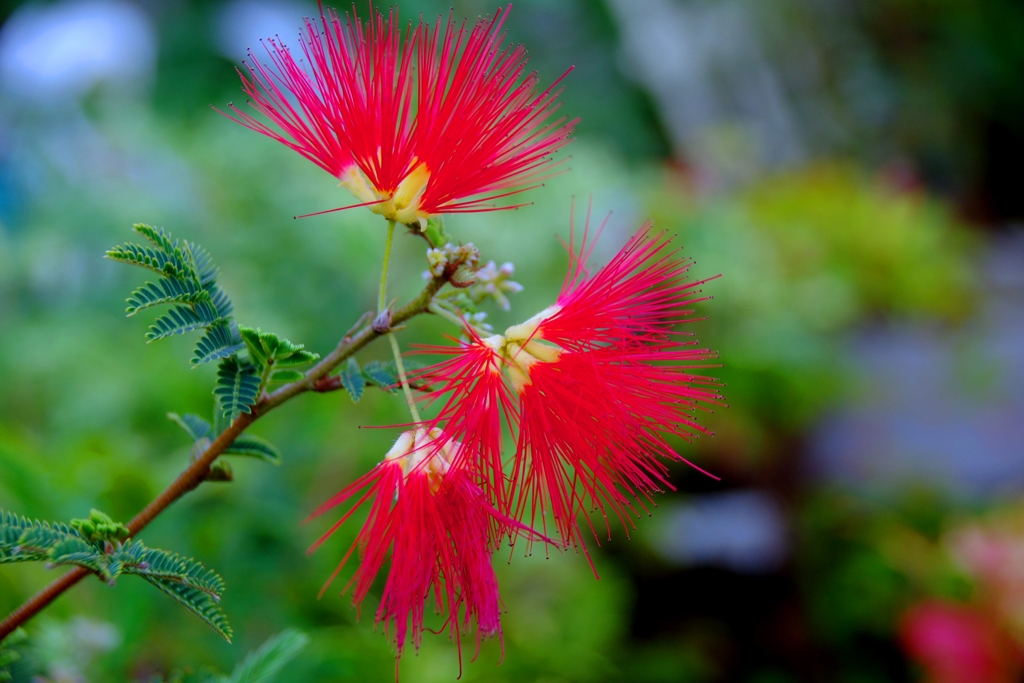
[1,0,1023,681]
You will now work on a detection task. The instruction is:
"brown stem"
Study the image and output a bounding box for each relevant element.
[0,275,447,642]
[0,568,88,641]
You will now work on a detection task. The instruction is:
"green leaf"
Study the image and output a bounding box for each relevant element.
[4,516,83,565]
[361,360,397,393]
[237,327,319,370]
[193,322,244,366]
[340,358,364,403]
[209,285,234,319]
[147,302,221,341]
[239,326,268,367]
[135,224,186,263]
[168,413,212,441]
[215,357,260,421]
[267,369,304,383]
[223,434,281,465]
[0,629,26,683]
[126,278,208,315]
[272,349,319,369]
[222,629,309,683]
[422,217,452,248]
[110,225,240,366]
[141,577,232,642]
[46,536,109,579]
[1,510,41,563]
[106,242,188,280]
[121,544,226,598]
[189,243,219,287]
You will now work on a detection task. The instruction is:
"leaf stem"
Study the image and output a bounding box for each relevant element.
[0,273,448,642]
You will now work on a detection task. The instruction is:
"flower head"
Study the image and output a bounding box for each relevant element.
[225,3,575,225]
[308,428,530,663]
[421,216,722,551]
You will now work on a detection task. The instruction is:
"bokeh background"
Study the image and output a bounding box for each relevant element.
[1,0,1023,681]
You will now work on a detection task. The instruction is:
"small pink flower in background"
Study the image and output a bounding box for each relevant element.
[950,523,1024,634]
[421,215,722,551]
[307,428,534,663]
[900,600,1020,683]
[225,3,575,225]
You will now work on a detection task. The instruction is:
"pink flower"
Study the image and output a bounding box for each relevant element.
[307,428,529,664]
[900,600,1020,683]
[421,217,722,551]
[224,3,575,225]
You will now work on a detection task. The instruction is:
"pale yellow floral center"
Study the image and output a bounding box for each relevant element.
[482,305,564,393]
[384,427,459,493]
[339,161,432,226]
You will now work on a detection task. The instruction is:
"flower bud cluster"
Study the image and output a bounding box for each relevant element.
[425,242,480,287]
[468,261,523,311]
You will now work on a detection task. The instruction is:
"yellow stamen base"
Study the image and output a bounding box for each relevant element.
[339,162,432,226]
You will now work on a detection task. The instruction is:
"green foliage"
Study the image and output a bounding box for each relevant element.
[220,629,309,683]
[422,217,452,248]
[0,629,26,683]
[238,327,320,394]
[126,277,206,315]
[215,357,260,421]
[0,510,231,641]
[239,327,319,370]
[1,510,87,566]
[168,414,282,467]
[108,224,242,366]
[194,323,242,366]
[168,413,212,441]
[223,434,281,465]
[149,630,307,683]
[142,577,233,643]
[331,358,411,402]
[70,509,130,544]
[339,358,365,403]
[361,361,397,393]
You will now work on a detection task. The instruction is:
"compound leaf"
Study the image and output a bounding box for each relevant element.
[215,357,260,420]
[122,545,226,597]
[126,278,208,316]
[193,322,243,366]
[340,358,364,403]
[223,629,309,683]
[142,577,232,642]
[106,242,188,280]
[168,413,211,441]
[268,370,304,384]
[361,361,397,393]
[224,434,281,465]
[147,302,220,341]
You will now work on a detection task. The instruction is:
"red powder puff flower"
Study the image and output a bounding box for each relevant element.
[307,428,531,665]
[224,3,575,226]
[420,215,722,551]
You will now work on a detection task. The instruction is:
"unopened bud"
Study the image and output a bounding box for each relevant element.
[372,309,392,333]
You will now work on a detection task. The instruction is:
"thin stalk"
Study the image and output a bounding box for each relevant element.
[388,333,422,423]
[376,218,420,424]
[378,219,396,314]
[0,273,448,642]
[428,301,467,329]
